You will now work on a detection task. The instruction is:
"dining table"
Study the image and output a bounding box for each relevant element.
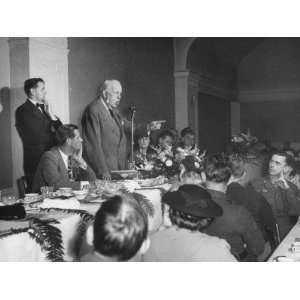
[0,181,171,262]
[268,217,300,262]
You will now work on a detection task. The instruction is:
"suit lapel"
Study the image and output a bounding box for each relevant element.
[25,99,50,121]
[54,147,69,178]
[98,100,121,133]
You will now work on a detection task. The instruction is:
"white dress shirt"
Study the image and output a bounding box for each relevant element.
[58,148,69,169]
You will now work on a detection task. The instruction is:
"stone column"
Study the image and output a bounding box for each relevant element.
[188,73,199,143]
[8,37,69,190]
[174,70,189,131]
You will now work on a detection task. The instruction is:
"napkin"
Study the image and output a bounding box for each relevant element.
[39,198,81,210]
[0,203,26,220]
[122,180,141,192]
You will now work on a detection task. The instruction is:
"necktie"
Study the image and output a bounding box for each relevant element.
[36,103,46,115]
[67,157,74,181]
[109,108,114,118]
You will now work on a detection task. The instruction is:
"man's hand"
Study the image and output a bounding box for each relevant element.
[44,99,57,121]
[275,171,290,189]
[72,145,87,169]
[149,120,166,131]
[102,171,111,181]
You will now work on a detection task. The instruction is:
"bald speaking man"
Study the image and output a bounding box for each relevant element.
[82,79,162,180]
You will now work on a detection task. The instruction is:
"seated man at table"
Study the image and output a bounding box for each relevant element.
[32,124,96,192]
[143,184,237,262]
[227,155,278,251]
[80,194,150,262]
[251,151,300,240]
[203,156,265,261]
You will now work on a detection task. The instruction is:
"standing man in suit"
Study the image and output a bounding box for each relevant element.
[15,78,62,191]
[82,79,164,180]
[81,79,127,180]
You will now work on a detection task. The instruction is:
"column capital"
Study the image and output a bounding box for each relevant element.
[8,37,29,48]
[30,37,69,55]
[174,70,190,79]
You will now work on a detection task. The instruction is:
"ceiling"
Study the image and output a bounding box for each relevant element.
[187,37,265,68]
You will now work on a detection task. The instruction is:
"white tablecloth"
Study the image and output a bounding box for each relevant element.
[0,185,166,262]
[268,218,300,262]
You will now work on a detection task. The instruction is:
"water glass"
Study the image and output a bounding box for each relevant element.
[40,186,54,199]
[1,189,17,205]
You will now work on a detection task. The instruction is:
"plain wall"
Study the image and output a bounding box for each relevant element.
[238,38,300,142]
[68,38,175,129]
[238,38,300,91]
[187,38,237,93]
[0,37,12,188]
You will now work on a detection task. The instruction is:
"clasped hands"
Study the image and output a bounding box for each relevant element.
[273,172,289,189]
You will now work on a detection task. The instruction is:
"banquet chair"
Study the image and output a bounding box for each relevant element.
[17,176,28,198]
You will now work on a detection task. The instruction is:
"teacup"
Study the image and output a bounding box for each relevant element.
[58,187,73,196]
[274,256,295,262]
[73,190,88,200]
[24,193,39,203]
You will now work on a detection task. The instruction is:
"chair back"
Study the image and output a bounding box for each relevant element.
[16,176,28,198]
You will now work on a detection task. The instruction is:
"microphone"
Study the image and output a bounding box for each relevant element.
[129,104,136,113]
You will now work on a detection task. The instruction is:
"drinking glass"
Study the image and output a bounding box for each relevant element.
[40,186,54,199]
[1,189,17,205]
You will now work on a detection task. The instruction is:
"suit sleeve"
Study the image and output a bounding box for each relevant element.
[286,182,300,215]
[41,153,80,190]
[238,206,265,257]
[226,183,244,205]
[77,165,97,182]
[15,108,48,144]
[82,109,108,177]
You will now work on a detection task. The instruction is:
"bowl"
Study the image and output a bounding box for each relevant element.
[58,187,73,196]
[72,190,88,200]
[24,193,39,203]
[111,170,138,180]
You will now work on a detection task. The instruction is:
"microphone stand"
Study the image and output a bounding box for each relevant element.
[130,107,136,169]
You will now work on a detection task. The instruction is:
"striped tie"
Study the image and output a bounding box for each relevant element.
[67,157,74,181]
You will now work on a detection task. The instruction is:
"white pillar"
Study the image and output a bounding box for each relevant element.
[174,70,189,131]
[8,37,69,190]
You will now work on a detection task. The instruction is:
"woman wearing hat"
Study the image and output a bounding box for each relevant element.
[143,184,237,262]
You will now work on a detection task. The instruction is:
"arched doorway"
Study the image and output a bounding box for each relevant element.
[174,37,264,152]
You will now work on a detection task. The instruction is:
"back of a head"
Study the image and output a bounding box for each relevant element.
[162,184,222,231]
[205,155,231,184]
[93,194,148,261]
[228,155,245,178]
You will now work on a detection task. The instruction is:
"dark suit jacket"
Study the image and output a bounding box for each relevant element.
[81,98,129,177]
[15,99,62,181]
[32,147,96,193]
[204,189,265,260]
[227,182,277,238]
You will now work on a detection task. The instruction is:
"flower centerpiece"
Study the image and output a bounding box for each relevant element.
[149,144,180,178]
[229,130,262,166]
[230,130,258,156]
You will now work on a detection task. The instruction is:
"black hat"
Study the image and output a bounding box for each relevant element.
[135,127,150,140]
[162,184,222,218]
